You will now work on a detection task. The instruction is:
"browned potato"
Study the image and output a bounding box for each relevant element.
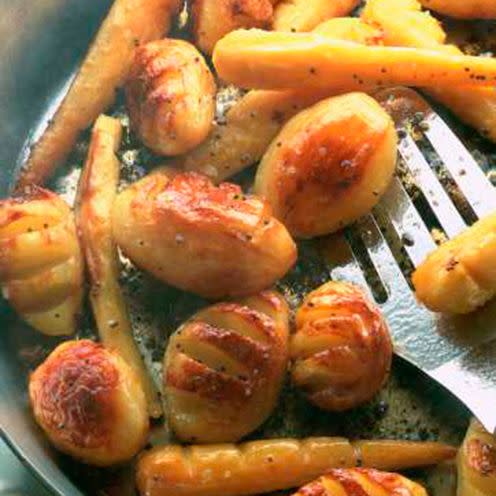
[458,418,496,496]
[291,281,392,411]
[292,469,427,496]
[126,39,216,156]
[164,291,289,443]
[17,0,181,189]
[29,340,149,466]
[273,0,360,32]
[112,169,296,299]
[136,437,456,496]
[191,0,275,55]
[254,92,397,238]
[0,187,84,335]
[419,0,496,19]
[412,213,496,314]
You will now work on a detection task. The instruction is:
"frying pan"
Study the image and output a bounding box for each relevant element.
[0,1,482,495]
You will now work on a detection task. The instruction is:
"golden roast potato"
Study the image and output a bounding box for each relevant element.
[126,39,216,156]
[292,469,427,496]
[29,340,149,466]
[0,186,84,335]
[419,0,496,19]
[254,92,397,238]
[290,281,393,411]
[112,169,297,299]
[412,212,496,314]
[457,418,496,496]
[163,291,289,443]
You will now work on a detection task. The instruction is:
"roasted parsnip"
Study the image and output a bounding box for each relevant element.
[412,212,496,314]
[126,39,216,156]
[112,169,296,299]
[0,187,83,335]
[173,18,382,182]
[254,92,397,237]
[164,291,289,443]
[363,0,496,143]
[291,282,392,411]
[29,340,149,466]
[136,437,456,496]
[76,115,161,418]
[419,0,496,19]
[273,0,360,32]
[213,29,496,91]
[191,0,274,55]
[17,0,181,188]
[292,469,427,496]
[457,418,496,496]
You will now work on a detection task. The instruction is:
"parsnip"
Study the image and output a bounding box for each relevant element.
[172,18,382,182]
[136,437,456,496]
[362,0,496,142]
[273,0,360,32]
[213,29,496,91]
[17,0,181,189]
[76,115,161,418]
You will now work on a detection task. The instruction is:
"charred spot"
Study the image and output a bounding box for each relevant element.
[468,439,496,476]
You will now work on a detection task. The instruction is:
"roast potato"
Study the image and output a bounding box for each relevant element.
[163,291,289,443]
[112,169,296,299]
[0,186,84,335]
[29,340,149,466]
[126,39,216,156]
[362,0,496,143]
[17,0,181,188]
[213,29,496,91]
[290,281,392,411]
[137,437,455,496]
[191,0,275,55]
[412,213,496,314]
[273,0,360,32]
[292,469,427,496]
[457,418,496,496]
[419,0,496,19]
[254,92,397,238]
[172,18,383,183]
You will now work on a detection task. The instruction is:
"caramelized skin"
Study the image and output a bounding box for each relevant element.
[255,93,397,238]
[172,18,383,183]
[458,419,496,496]
[292,469,427,496]
[0,187,83,335]
[191,0,275,54]
[136,437,455,496]
[419,0,496,19]
[164,291,289,443]
[112,169,296,299]
[126,39,216,156]
[29,340,149,466]
[412,212,496,314]
[291,281,392,411]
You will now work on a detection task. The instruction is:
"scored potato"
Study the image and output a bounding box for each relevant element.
[17,0,181,189]
[172,18,383,182]
[76,115,162,418]
[254,92,397,238]
[419,0,496,19]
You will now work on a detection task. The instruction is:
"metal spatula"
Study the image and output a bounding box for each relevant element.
[323,87,496,434]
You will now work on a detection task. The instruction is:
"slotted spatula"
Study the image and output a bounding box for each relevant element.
[322,87,496,434]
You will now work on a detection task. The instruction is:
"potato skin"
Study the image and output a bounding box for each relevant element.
[419,0,496,19]
[412,213,496,314]
[290,281,392,411]
[191,0,274,55]
[292,469,427,496]
[126,39,216,156]
[0,186,84,335]
[164,291,289,443]
[29,340,149,466]
[254,92,397,238]
[112,169,296,299]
